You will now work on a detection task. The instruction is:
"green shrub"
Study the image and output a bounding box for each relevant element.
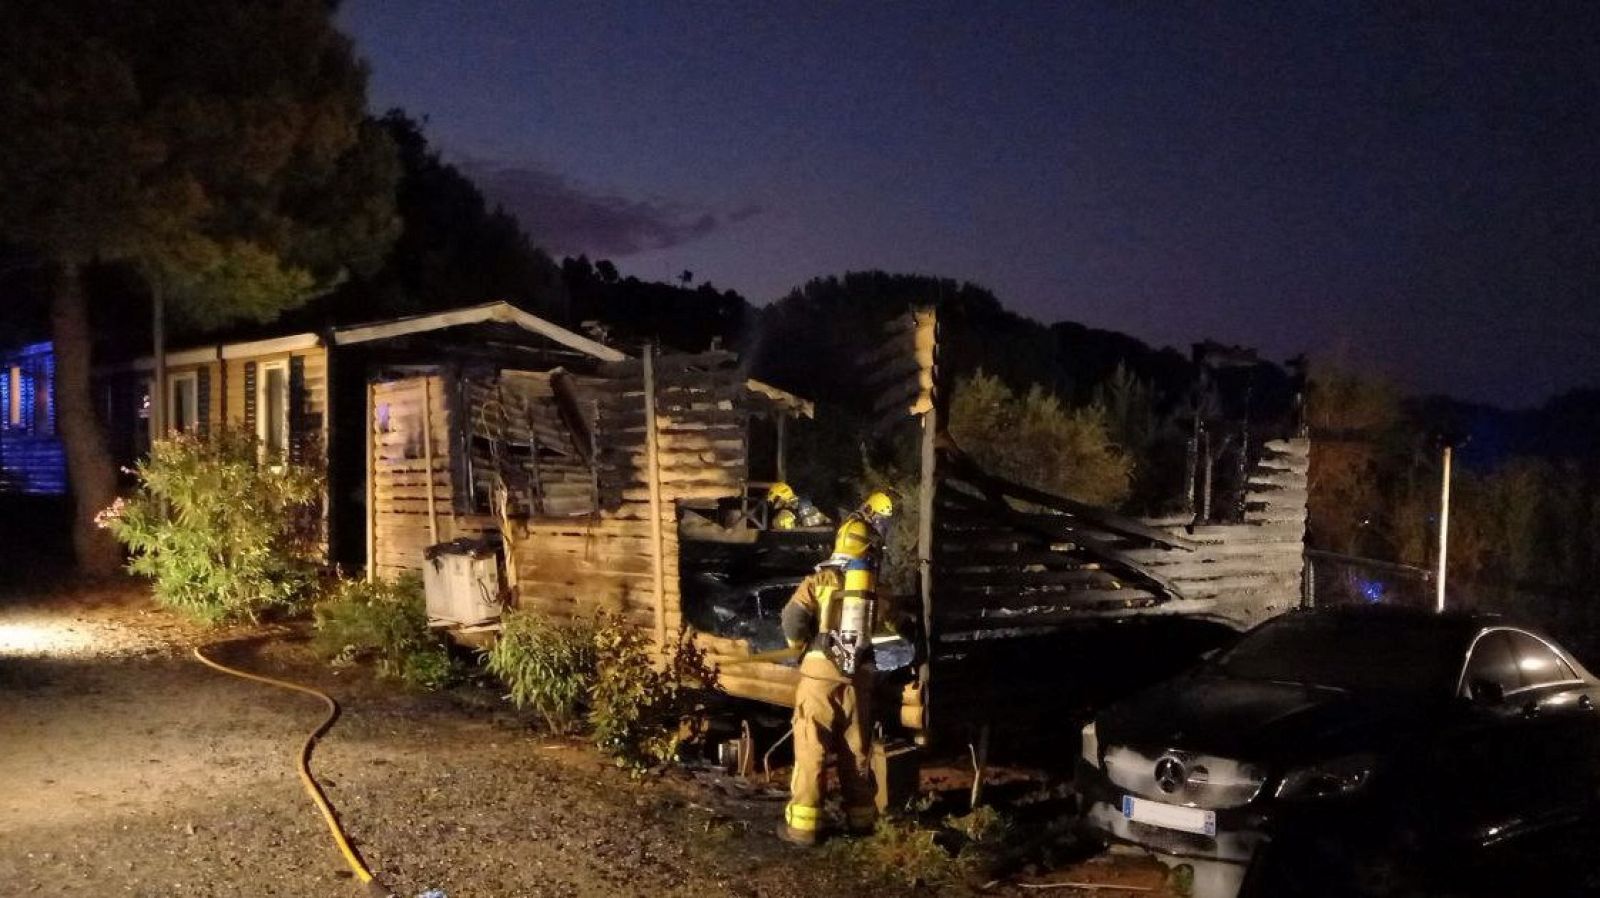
[312,575,456,690]
[485,610,598,734]
[844,816,976,889]
[98,428,322,623]
[484,610,718,770]
[845,807,1018,889]
[589,621,718,772]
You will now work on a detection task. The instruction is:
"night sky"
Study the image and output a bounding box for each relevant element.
[340,2,1600,408]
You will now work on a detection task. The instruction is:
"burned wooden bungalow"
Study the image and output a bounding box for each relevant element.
[367,343,817,657]
[89,303,814,588]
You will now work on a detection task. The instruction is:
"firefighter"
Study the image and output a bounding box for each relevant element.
[766,481,830,530]
[777,490,895,846]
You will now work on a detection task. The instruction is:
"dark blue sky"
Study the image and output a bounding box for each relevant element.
[340,2,1599,408]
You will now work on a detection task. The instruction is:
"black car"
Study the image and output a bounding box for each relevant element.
[1078,606,1600,896]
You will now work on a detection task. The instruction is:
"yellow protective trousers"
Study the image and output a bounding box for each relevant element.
[785,655,878,835]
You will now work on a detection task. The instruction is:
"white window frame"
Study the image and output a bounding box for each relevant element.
[167,371,199,434]
[257,359,290,462]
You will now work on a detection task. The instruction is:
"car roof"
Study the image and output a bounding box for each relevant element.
[1277,604,1500,639]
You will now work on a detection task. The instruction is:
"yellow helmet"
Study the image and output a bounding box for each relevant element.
[766,482,797,506]
[863,490,894,519]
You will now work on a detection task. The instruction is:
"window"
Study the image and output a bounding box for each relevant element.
[168,372,199,434]
[1461,631,1523,699]
[7,365,20,427]
[1506,631,1578,688]
[258,360,289,459]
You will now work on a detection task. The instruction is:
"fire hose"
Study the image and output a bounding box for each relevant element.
[192,645,389,897]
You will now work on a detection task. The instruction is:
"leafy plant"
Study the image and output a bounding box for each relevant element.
[485,610,599,734]
[312,574,456,690]
[844,806,1022,890]
[98,428,322,623]
[589,621,719,772]
[950,370,1133,509]
[843,816,976,889]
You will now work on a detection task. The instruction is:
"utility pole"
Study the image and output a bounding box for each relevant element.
[1435,443,1452,613]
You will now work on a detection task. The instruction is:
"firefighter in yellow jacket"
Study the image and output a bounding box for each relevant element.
[766,481,830,530]
[777,490,895,845]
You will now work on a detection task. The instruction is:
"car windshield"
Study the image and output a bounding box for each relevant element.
[1215,615,1463,696]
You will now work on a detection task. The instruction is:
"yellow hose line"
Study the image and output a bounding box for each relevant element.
[192,645,384,893]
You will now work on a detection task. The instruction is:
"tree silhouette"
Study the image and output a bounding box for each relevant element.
[0,0,398,573]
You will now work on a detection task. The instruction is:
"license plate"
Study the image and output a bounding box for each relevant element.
[1122,795,1216,836]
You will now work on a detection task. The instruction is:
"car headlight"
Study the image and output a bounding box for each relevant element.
[1274,753,1376,800]
[1080,720,1099,767]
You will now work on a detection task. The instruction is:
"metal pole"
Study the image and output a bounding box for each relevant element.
[151,291,165,441]
[1435,444,1452,613]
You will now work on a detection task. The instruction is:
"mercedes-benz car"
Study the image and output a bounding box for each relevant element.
[1078,606,1600,896]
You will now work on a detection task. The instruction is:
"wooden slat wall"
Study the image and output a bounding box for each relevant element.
[371,374,494,578]
[1133,437,1310,626]
[369,355,801,707]
[507,352,770,690]
[222,348,328,430]
[927,438,1309,651]
[462,371,596,517]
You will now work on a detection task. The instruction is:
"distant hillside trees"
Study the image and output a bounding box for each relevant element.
[323,111,566,322]
[562,256,748,352]
[951,371,1132,508]
[1307,363,1600,597]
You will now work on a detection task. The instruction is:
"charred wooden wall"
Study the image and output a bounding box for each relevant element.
[1131,437,1310,626]
[510,351,753,661]
[366,353,775,690]
[370,374,494,578]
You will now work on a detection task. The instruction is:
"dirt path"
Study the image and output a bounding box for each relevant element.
[0,588,911,898]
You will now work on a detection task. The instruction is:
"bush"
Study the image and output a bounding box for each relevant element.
[485,611,719,771]
[589,622,718,772]
[312,575,456,690]
[846,807,1018,890]
[98,428,322,623]
[950,371,1132,508]
[485,610,598,734]
[845,816,976,889]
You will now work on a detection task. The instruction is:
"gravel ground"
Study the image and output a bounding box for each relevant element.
[0,587,917,898]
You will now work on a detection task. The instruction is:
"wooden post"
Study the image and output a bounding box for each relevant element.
[775,414,787,482]
[969,722,991,809]
[915,308,939,744]
[643,346,668,650]
[421,376,440,546]
[365,381,376,582]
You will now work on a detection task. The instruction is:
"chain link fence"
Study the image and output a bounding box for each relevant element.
[1303,549,1436,611]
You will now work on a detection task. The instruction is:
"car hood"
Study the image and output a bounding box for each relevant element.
[1097,673,1430,761]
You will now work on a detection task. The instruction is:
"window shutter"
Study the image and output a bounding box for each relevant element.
[41,354,54,435]
[243,361,257,436]
[288,355,306,465]
[196,367,211,436]
[20,364,35,433]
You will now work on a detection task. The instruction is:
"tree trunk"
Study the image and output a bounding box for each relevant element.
[50,262,122,576]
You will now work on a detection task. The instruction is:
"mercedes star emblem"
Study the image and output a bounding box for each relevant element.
[1154,755,1186,794]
